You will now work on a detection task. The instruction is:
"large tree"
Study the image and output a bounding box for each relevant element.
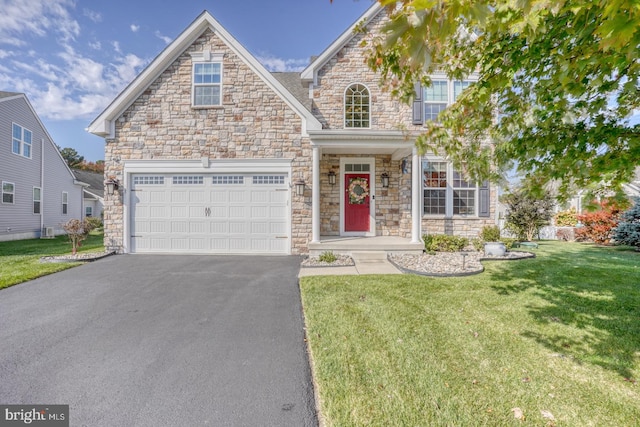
[364,0,640,196]
[58,146,84,168]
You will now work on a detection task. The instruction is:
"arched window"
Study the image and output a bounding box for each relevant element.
[344,84,370,128]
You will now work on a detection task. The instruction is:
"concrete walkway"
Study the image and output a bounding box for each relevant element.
[298,251,402,277]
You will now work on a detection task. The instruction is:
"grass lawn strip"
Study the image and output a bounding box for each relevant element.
[300,241,640,426]
[0,232,105,290]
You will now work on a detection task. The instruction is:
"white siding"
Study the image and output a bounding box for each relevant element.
[0,94,83,241]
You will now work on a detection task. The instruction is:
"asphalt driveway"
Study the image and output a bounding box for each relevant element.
[0,255,317,426]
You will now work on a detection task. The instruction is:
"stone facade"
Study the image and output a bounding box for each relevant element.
[310,9,498,241]
[104,29,311,254]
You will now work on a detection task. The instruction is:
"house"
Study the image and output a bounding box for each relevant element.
[88,3,498,255]
[72,169,105,219]
[0,91,85,241]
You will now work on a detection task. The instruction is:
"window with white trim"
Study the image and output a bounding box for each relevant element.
[424,80,473,122]
[345,84,370,128]
[2,182,15,204]
[85,206,93,217]
[62,192,68,215]
[423,159,478,216]
[12,123,32,158]
[33,187,41,214]
[191,51,224,107]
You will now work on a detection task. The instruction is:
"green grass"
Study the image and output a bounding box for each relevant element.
[300,241,640,426]
[0,232,105,290]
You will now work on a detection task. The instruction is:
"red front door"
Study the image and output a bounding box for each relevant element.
[345,173,370,232]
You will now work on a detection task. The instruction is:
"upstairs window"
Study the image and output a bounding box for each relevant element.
[422,80,473,123]
[344,84,370,128]
[12,123,32,158]
[191,51,224,107]
[424,81,448,123]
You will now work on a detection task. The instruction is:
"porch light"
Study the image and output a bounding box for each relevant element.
[328,170,336,186]
[381,172,390,188]
[105,178,120,196]
[294,178,306,196]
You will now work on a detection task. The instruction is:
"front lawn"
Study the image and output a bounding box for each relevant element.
[0,232,105,290]
[300,241,640,426]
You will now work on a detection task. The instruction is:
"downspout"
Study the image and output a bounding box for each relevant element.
[40,138,45,234]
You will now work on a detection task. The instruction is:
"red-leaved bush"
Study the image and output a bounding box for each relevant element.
[575,200,626,244]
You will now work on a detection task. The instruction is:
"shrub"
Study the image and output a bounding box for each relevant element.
[502,188,554,241]
[500,238,518,250]
[480,225,501,242]
[62,218,97,255]
[612,197,640,249]
[85,216,103,230]
[318,251,338,263]
[556,228,576,241]
[575,199,626,245]
[471,237,484,252]
[554,208,578,226]
[423,234,469,252]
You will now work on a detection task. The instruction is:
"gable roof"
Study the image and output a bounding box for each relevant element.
[72,169,104,199]
[0,90,23,101]
[271,72,311,112]
[1,92,85,185]
[88,10,321,138]
[301,3,383,84]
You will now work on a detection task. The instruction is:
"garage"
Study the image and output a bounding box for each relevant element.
[129,173,290,254]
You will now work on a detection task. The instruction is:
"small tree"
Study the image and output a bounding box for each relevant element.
[613,198,640,249]
[575,199,627,245]
[62,219,96,255]
[503,188,554,241]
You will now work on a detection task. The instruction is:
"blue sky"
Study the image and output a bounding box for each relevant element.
[0,0,374,161]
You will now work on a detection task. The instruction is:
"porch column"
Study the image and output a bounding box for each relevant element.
[411,147,422,243]
[311,145,321,243]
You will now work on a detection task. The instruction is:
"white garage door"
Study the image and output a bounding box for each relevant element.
[130,174,289,254]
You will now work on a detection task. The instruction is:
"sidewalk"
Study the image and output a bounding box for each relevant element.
[298,253,402,277]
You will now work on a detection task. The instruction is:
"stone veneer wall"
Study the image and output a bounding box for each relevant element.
[312,11,414,130]
[103,29,311,254]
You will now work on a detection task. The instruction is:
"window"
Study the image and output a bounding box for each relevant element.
[345,84,370,128]
[423,80,473,122]
[213,176,244,185]
[253,175,286,185]
[62,192,68,215]
[33,187,41,214]
[12,123,32,158]
[2,182,15,204]
[85,206,93,217]
[423,160,478,216]
[133,176,164,185]
[424,80,448,122]
[193,62,222,106]
[172,176,204,185]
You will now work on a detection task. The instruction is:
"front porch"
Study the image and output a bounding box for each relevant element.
[308,235,424,256]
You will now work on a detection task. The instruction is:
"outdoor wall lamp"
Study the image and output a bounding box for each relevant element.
[294,178,306,196]
[328,170,336,186]
[105,178,120,196]
[381,172,390,188]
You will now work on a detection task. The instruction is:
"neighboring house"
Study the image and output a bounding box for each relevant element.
[72,169,105,219]
[0,91,85,241]
[88,4,498,255]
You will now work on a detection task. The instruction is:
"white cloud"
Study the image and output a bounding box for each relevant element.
[154,31,173,44]
[88,41,101,50]
[256,54,308,72]
[130,24,140,33]
[112,41,121,54]
[83,9,102,23]
[0,50,14,59]
[0,0,79,44]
